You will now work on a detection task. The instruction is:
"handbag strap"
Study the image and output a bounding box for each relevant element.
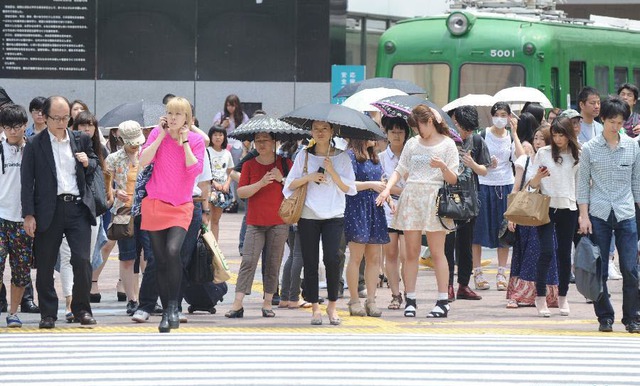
[519,156,530,191]
[302,150,309,174]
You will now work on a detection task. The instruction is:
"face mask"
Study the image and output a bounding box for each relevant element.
[492,117,508,129]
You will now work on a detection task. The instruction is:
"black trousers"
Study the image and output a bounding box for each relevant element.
[537,208,578,297]
[34,200,92,320]
[446,218,475,287]
[298,217,343,303]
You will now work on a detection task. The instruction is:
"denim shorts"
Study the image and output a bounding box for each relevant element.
[117,236,137,261]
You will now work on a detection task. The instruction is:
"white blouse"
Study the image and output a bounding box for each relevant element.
[283,148,357,220]
[533,145,579,210]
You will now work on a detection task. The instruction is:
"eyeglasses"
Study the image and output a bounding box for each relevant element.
[2,125,25,132]
[46,115,70,123]
[31,109,43,115]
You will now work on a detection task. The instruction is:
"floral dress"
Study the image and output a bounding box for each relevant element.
[344,151,390,244]
[391,136,459,232]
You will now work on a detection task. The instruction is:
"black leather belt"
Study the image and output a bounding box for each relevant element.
[58,194,81,202]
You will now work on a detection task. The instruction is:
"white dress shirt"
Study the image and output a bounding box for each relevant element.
[48,129,80,195]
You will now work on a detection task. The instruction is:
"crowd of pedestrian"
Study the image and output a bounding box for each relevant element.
[0,83,639,334]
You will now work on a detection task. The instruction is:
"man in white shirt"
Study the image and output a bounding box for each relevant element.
[21,96,99,329]
[0,104,32,328]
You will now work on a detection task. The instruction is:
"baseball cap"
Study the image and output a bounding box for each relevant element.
[118,120,145,146]
[558,109,581,120]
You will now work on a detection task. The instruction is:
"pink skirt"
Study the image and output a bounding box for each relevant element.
[141,198,193,231]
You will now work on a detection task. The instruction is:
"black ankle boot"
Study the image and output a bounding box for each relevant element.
[158,313,170,333]
[168,301,180,329]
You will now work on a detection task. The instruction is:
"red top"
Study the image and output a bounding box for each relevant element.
[239,156,292,226]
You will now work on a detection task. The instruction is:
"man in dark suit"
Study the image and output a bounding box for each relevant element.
[21,96,98,328]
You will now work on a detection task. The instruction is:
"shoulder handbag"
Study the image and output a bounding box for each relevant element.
[499,157,530,246]
[107,205,134,240]
[278,150,309,225]
[131,163,154,217]
[504,181,551,226]
[436,161,479,229]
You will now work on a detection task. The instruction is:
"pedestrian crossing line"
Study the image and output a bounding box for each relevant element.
[1,323,637,337]
[1,333,639,386]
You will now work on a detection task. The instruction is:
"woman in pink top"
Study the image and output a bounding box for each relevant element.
[139,97,205,333]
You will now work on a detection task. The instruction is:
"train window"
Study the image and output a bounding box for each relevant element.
[634,68,640,88]
[614,67,628,91]
[569,62,585,109]
[392,63,450,107]
[459,64,525,97]
[594,66,609,95]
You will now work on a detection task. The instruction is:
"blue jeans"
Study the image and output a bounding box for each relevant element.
[590,211,639,325]
[178,202,203,311]
[136,216,157,314]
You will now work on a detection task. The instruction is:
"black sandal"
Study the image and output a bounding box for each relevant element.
[426,300,450,318]
[404,298,417,317]
[262,308,275,318]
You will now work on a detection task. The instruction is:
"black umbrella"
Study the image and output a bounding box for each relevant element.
[99,100,165,129]
[333,77,426,98]
[372,95,462,142]
[0,86,13,108]
[228,115,310,142]
[280,103,385,140]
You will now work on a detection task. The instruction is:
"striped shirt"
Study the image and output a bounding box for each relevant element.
[577,133,640,222]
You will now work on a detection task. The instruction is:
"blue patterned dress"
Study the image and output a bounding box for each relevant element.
[344,151,390,244]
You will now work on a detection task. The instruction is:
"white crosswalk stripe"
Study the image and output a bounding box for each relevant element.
[2,333,640,385]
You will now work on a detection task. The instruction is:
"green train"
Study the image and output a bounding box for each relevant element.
[376,6,640,110]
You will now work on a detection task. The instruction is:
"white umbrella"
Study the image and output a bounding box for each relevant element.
[341,87,407,112]
[493,87,553,109]
[442,94,497,112]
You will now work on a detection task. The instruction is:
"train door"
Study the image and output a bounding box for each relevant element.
[569,61,585,109]
[550,67,560,108]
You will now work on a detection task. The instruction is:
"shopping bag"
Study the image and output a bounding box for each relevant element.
[200,225,231,284]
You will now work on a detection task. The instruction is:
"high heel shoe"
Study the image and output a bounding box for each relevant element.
[167,301,179,329]
[158,313,170,333]
[558,296,570,316]
[535,296,551,318]
[225,308,244,318]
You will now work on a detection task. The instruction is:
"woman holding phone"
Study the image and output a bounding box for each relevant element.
[527,118,580,317]
[283,121,357,326]
[140,97,205,332]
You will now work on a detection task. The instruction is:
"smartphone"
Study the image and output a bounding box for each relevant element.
[162,121,168,129]
[315,166,325,184]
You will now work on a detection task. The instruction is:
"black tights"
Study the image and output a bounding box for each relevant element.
[148,227,187,308]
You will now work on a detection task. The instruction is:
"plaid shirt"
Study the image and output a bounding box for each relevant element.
[623,112,640,138]
[577,133,640,222]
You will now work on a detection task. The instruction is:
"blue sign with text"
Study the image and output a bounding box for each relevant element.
[331,65,365,104]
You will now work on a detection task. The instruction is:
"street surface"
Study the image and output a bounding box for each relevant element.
[2,212,639,385]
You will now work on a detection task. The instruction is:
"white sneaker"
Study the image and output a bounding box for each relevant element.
[178,312,188,323]
[608,260,622,280]
[132,309,150,323]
